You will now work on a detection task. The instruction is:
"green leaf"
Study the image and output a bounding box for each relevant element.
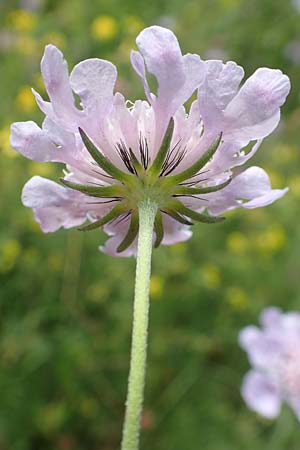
[162,209,193,226]
[148,118,174,176]
[78,203,127,232]
[117,209,139,253]
[154,210,164,248]
[172,199,225,224]
[79,128,132,183]
[129,149,143,175]
[173,178,232,196]
[60,178,125,198]
[167,133,222,185]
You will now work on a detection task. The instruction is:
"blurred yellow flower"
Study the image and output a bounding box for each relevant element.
[122,16,144,35]
[201,263,221,290]
[150,275,164,299]
[226,287,248,310]
[0,126,17,158]
[16,86,37,113]
[8,9,37,33]
[91,15,118,41]
[256,225,287,253]
[226,231,248,254]
[0,239,21,273]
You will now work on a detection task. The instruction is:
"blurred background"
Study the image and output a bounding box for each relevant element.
[0,0,300,449]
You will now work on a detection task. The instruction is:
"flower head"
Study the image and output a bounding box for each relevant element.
[239,307,300,419]
[10,26,290,256]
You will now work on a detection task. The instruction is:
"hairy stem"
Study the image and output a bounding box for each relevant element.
[121,199,157,450]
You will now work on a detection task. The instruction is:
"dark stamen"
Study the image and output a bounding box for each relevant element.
[91,167,114,179]
[113,211,132,226]
[160,140,182,176]
[173,194,208,202]
[115,140,137,175]
[85,181,111,186]
[139,134,150,170]
[180,177,209,187]
[186,169,210,179]
[162,147,187,176]
[85,198,123,205]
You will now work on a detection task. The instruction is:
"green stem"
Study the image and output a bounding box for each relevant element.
[121,199,157,450]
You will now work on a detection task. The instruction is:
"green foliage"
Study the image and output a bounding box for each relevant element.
[1,0,300,449]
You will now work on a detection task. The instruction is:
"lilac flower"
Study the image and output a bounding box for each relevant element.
[10,26,290,256]
[239,307,300,419]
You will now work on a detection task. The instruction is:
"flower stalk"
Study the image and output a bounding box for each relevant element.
[121,199,157,450]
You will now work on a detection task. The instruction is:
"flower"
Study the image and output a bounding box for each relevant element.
[16,85,37,113]
[239,307,300,419]
[10,26,290,256]
[91,15,118,41]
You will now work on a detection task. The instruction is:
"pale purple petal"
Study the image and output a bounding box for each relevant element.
[198,60,244,131]
[69,58,117,110]
[22,176,87,232]
[133,26,205,148]
[241,370,281,419]
[281,312,300,337]
[108,93,139,158]
[32,88,54,117]
[205,140,262,176]
[232,166,283,199]
[223,68,290,141]
[33,208,86,233]
[161,215,192,245]
[135,26,186,104]
[207,167,288,215]
[199,64,290,144]
[181,53,206,107]
[238,325,277,370]
[131,99,156,158]
[240,308,300,420]
[10,121,59,162]
[239,325,263,352]
[130,50,151,102]
[242,188,288,209]
[101,218,137,257]
[240,325,287,374]
[100,234,137,258]
[42,117,76,150]
[39,45,82,128]
[259,307,283,329]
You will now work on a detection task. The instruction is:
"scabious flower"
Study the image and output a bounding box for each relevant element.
[239,307,300,419]
[10,26,290,256]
